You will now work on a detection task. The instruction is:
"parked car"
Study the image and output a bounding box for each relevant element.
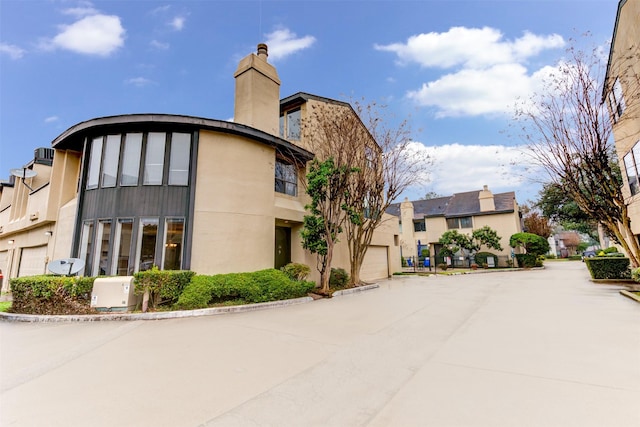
[582,250,596,261]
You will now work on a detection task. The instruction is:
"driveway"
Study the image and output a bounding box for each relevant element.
[1,262,639,427]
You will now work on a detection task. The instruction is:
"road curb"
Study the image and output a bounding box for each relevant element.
[620,289,640,303]
[0,296,314,323]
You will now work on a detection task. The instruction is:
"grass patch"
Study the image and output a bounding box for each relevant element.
[0,301,12,312]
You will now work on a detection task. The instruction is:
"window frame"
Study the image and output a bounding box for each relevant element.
[624,142,640,196]
[275,158,298,197]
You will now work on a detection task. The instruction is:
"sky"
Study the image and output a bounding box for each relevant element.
[0,0,620,205]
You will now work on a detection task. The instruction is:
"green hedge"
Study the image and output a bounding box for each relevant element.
[133,268,195,309]
[175,269,315,310]
[515,254,543,268]
[10,275,96,315]
[584,257,631,280]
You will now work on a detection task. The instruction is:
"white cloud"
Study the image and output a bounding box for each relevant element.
[48,14,125,56]
[0,43,26,59]
[264,28,315,61]
[62,1,100,18]
[407,63,558,117]
[375,27,565,118]
[152,5,171,14]
[150,40,169,50]
[44,116,59,123]
[170,16,186,31]
[406,142,535,196]
[375,27,564,69]
[125,77,153,87]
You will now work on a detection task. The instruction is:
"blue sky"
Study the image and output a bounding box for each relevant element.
[0,0,619,204]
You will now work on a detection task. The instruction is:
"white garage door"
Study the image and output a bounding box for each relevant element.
[360,246,389,282]
[18,246,48,277]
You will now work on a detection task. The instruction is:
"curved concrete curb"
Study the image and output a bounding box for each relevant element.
[0,296,314,323]
[332,283,379,296]
[620,289,640,303]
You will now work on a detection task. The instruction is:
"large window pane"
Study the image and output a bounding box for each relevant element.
[460,217,473,228]
[286,109,301,140]
[168,133,190,186]
[446,218,458,229]
[624,151,639,196]
[86,137,103,189]
[121,133,142,186]
[137,218,158,271]
[79,221,94,275]
[163,218,184,270]
[114,219,133,276]
[144,133,165,185]
[275,159,297,196]
[93,220,112,275]
[101,135,120,188]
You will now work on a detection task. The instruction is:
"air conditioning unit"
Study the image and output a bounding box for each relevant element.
[91,276,138,312]
[34,147,54,165]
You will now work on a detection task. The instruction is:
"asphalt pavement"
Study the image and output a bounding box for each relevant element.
[1,261,639,427]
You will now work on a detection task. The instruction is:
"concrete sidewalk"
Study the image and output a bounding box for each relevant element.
[1,262,639,426]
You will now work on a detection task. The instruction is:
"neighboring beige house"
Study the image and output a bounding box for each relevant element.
[387,186,522,267]
[606,0,640,238]
[0,44,400,290]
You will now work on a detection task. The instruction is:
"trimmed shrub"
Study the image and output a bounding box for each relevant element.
[474,252,497,267]
[329,268,349,288]
[603,246,619,254]
[584,257,631,280]
[133,268,195,309]
[175,269,315,310]
[515,254,542,268]
[568,255,582,261]
[510,232,550,257]
[631,267,640,282]
[10,275,96,315]
[280,263,311,281]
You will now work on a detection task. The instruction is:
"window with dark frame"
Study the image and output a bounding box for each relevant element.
[275,159,297,196]
[608,78,626,124]
[446,216,473,229]
[624,142,640,196]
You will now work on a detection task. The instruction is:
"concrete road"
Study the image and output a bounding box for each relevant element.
[1,262,639,427]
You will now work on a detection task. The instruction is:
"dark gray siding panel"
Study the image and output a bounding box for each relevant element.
[81,186,189,220]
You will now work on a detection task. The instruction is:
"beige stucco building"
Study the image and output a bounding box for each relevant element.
[606,0,640,239]
[0,44,400,291]
[387,186,522,267]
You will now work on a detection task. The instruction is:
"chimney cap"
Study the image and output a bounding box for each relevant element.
[257,43,268,59]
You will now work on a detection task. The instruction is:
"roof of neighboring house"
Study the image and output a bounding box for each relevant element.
[50,113,314,163]
[387,190,517,220]
[280,92,351,111]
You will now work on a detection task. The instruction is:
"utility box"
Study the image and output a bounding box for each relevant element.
[91,276,137,312]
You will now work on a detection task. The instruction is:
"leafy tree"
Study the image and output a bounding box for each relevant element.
[536,183,598,240]
[509,232,550,257]
[301,158,354,292]
[438,230,473,256]
[472,226,503,252]
[422,191,443,200]
[302,98,428,285]
[514,40,640,266]
[438,226,503,259]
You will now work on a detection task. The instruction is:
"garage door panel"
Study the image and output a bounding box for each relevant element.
[361,246,388,281]
[18,246,48,277]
